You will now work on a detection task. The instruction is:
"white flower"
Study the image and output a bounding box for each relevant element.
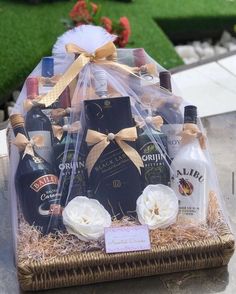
[136,184,178,229]
[62,196,111,241]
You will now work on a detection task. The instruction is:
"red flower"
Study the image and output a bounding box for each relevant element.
[115,17,131,47]
[69,0,98,23]
[101,17,113,33]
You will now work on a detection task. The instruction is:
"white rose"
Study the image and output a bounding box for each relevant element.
[62,196,111,241]
[136,184,178,229]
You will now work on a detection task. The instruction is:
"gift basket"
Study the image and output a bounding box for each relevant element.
[8,25,235,291]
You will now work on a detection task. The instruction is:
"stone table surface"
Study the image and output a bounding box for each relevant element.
[0,112,235,294]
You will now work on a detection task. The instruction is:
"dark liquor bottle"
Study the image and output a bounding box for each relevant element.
[155,71,183,160]
[10,113,62,234]
[52,119,88,206]
[25,77,54,165]
[137,115,170,188]
[84,96,142,218]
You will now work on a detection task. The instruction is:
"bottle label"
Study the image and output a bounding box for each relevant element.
[30,174,58,192]
[171,165,207,222]
[140,142,170,186]
[28,130,52,164]
[161,124,182,160]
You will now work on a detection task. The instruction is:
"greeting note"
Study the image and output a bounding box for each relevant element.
[104,225,151,254]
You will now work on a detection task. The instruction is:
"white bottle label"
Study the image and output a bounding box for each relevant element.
[161,124,182,160]
[28,130,52,164]
[171,163,207,222]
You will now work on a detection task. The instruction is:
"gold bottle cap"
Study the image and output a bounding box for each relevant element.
[9,113,25,128]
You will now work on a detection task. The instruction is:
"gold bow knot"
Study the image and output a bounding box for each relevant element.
[135,115,163,131]
[85,127,144,176]
[52,121,81,140]
[50,107,71,121]
[180,123,206,149]
[13,133,44,158]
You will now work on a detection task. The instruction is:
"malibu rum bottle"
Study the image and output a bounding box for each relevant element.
[10,114,62,234]
[171,105,208,223]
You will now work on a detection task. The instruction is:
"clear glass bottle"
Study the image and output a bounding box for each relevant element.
[171,105,208,223]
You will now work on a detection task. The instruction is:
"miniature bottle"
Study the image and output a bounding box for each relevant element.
[171,105,208,223]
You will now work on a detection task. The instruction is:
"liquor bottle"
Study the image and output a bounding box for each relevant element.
[39,57,71,122]
[25,77,54,165]
[85,96,142,218]
[171,105,208,223]
[136,114,170,188]
[155,71,183,160]
[52,118,88,206]
[10,113,62,234]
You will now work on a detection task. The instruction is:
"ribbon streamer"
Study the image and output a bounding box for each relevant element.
[51,107,71,121]
[52,121,81,140]
[13,133,44,158]
[85,127,144,176]
[180,123,206,150]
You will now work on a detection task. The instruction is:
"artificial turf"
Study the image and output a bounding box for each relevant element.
[1,0,236,105]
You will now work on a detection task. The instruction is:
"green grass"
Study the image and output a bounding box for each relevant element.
[1,0,236,105]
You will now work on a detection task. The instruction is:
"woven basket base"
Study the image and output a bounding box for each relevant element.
[18,232,235,291]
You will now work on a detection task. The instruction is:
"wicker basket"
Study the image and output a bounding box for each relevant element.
[17,217,234,291]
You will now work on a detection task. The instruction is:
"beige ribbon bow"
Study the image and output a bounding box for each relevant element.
[85,127,144,176]
[13,133,44,158]
[38,75,61,86]
[37,42,116,108]
[50,107,71,121]
[23,97,43,112]
[180,123,206,149]
[135,115,163,131]
[52,121,81,140]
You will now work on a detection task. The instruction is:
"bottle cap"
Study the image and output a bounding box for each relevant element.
[184,105,197,124]
[133,48,146,67]
[26,77,39,99]
[10,113,25,128]
[159,71,172,92]
[42,57,54,77]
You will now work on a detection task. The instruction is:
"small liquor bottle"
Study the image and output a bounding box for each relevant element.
[137,115,170,188]
[52,119,88,206]
[25,77,54,164]
[39,57,71,122]
[155,71,183,160]
[10,114,62,234]
[171,105,208,223]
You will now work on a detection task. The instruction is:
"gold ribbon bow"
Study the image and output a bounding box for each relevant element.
[38,75,61,86]
[135,115,163,131]
[50,107,71,121]
[52,121,81,140]
[37,42,116,107]
[85,127,144,176]
[23,97,43,112]
[180,123,206,149]
[13,133,44,158]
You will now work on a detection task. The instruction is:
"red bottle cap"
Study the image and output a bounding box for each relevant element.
[26,77,39,100]
[133,48,146,67]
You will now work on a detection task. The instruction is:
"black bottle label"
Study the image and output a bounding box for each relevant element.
[138,131,170,187]
[54,144,88,206]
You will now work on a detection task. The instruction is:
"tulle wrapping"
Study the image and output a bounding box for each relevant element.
[9,25,230,249]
